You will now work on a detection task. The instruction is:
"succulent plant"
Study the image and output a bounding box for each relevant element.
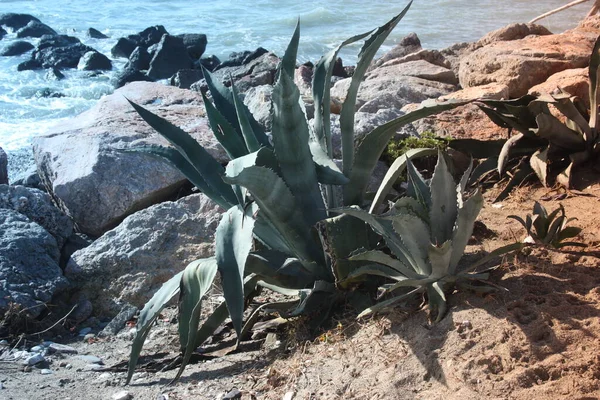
[508,202,585,249]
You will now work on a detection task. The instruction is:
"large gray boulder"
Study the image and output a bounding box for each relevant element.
[16,20,57,38]
[0,209,68,318]
[0,13,40,31]
[33,81,225,237]
[147,34,193,80]
[65,193,223,316]
[0,147,7,184]
[0,185,73,249]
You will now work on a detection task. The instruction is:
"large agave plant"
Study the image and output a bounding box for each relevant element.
[451,35,600,199]
[124,1,470,382]
[337,152,521,322]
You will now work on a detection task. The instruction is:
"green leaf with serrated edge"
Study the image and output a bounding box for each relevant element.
[272,69,327,225]
[345,99,470,205]
[348,250,419,279]
[257,281,302,296]
[429,151,458,245]
[535,114,586,151]
[390,196,428,221]
[335,206,420,275]
[339,2,412,178]
[126,270,183,384]
[201,66,241,133]
[370,148,437,213]
[428,241,452,280]
[312,30,372,155]
[391,214,431,276]
[357,287,423,318]
[245,251,314,289]
[318,213,373,284]
[588,35,600,137]
[201,91,247,159]
[124,145,232,209]
[231,79,261,152]
[215,204,256,338]
[309,141,350,186]
[459,158,474,194]
[448,189,483,275]
[224,166,327,272]
[406,157,431,209]
[225,147,280,204]
[127,100,238,206]
[175,258,218,382]
[461,242,524,274]
[280,19,300,80]
[428,282,447,323]
[342,264,406,283]
[253,217,293,255]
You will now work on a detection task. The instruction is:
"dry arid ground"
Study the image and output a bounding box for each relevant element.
[1,176,600,400]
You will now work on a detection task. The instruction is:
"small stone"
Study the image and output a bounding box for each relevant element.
[75,355,103,364]
[23,365,32,372]
[0,340,8,346]
[23,354,45,366]
[283,392,294,400]
[48,343,78,354]
[111,390,133,400]
[30,345,44,353]
[79,327,93,336]
[84,363,103,371]
[65,364,72,370]
[40,369,53,375]
[58,361,68,367]
[223,388,242,400]
[84,333,96,341]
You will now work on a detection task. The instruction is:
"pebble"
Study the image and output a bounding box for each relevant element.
[0,340,8,346]
[48,343,78,355]
[84,363,104,371]
[23,354,45,366]
[40,369,53,375]
[84,333,96,341]
[283,393,294,400]
[223,388,242,400]
[78,327,93,336]
[30,345,44,353]
[75,355,103,364]
[111,390,133,400]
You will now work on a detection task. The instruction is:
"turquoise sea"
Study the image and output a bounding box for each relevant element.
[0,0,592,178]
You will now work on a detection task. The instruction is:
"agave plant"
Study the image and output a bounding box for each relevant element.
[508,202,585,249]
[335,152,521,322]
[123,1,473,382]
[450,35,600,200]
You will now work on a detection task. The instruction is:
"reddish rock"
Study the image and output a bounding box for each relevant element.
[529,68,589,107]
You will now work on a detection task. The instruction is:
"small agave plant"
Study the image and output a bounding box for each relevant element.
[337,152,521,322]
[508,202,585,249]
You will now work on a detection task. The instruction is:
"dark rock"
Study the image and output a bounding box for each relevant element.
[234,70,274,93]
[137,25,168,48]
[0,27,6,39]
[34,88,65,98]
[223,389,242,400]
[11,166,43,190]
[170,69,204,89]
[16,21,57,39]
[111,37,137,59]
[60,233,93,268]
[332,57,346,78]
[147,34,193,80]
[97,304,137,336]
[0,147,7,185]
[33,42,95,69]
[372,32,422,69]
[114,67,152,88]
[0,185,73,249]
[210,52,280,88]
[124,46,151,71]
[0,13,40,31]
[77,51,112,71]
[0,208,69,319]
[45,67,65,81]
[197,54,221,71]
[1,40,34,56]
[37,34,80,50]
[47,343,77,355]
[17,59,41,71]
[218,47,269,69]
[86,28,108,39]
[176,33,207,60]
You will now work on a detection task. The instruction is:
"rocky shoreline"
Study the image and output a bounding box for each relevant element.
[1,11,600,337]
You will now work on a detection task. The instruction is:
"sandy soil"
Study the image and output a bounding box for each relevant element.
[1,179,599,400]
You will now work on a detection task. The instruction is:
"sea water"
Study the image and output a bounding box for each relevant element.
[0,0,591,179]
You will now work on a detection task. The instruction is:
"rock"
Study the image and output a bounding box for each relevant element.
[223,388,242,400]
[111,391,132,400]
[529,68,589,107]
[33,82,224,236]
[1,40,34,56]
[29,36,95,70]
[458,20,599,97]
[147,34,193,80]
[369,60,457,86]
[23,354,45,366]
[97,304,137,337]
[218,47,268,69]
[0,13,40,31]
[242,85,273,131]
[40,369,53,375]
[0,185,73,249]
[78,327,92,336]
[439,82,509,101]
[37,34,80,50]
[211,52,280,88]
[176,33,207,60]
[380,49,451,69]
[17,59,41,71]
[47,343,78,355]
[198,54,221,71]
[114,67,152,89]
[137,25,168,48]
[87,28,108,39]
[124,46,151,71]
[76,355,103,364]
[77,51,112,71]
[0,210,68,319]
[16,21,57,38]
[355,108,418,140]
[34,87,64,98]
[0,27,6,39]
[65,193,222,315]
[111,37,137,59]
[332,57,346,78]
[11,165,44,190]
[45,67,65,81]
[372,32,422,69]
[170,69,204,89]
[294,64,313,96]
[476,23,553,47]
[0,147,7,185]
[234,70,274,94]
